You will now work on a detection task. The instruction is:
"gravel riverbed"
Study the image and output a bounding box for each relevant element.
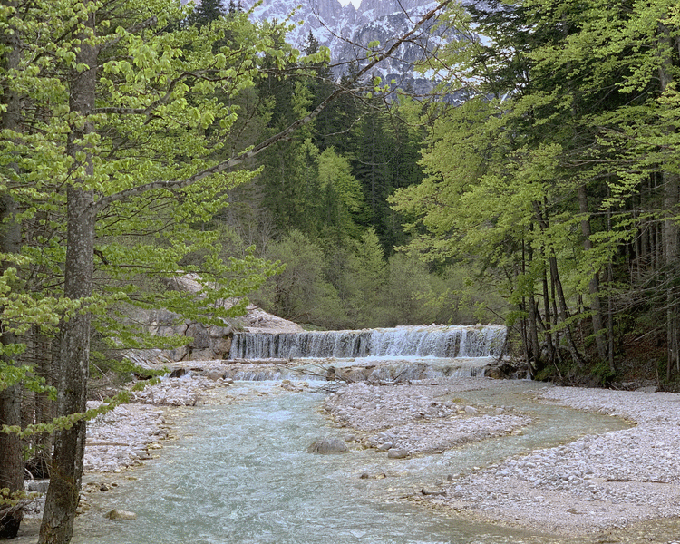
[19,368,680,543]
[323,378,680,541]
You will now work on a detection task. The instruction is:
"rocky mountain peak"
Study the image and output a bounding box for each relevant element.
[243,0,442,92]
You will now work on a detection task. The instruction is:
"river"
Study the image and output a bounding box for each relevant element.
[71,379,629,544]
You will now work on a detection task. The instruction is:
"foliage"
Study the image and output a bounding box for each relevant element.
[392,0,680,381]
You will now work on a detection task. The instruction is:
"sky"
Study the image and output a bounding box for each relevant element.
[338,0,362,7]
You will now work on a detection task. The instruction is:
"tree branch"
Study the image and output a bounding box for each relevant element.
[91,0,454,214]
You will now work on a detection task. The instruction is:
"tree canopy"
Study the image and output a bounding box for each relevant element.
[393,0,680,382]
[0,1,462,541]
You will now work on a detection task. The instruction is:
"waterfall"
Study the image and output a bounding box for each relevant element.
[228,325,506,360]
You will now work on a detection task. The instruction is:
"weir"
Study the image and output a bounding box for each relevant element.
[228,324,506,360]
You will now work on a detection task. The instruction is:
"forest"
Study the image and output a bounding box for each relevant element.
[0,0,679,542]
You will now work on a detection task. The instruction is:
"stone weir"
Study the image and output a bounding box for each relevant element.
[228,325,506,360]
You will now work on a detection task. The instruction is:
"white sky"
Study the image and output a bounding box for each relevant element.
[338,0,362,7]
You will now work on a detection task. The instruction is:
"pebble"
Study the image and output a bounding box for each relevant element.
[323,383,530,454]
[322,378,680,538]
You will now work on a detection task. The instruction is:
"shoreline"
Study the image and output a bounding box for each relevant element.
[17,364,680,543]
[426,384,680,538]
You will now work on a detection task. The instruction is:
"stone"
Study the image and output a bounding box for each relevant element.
[186,324,210,349]
[387,449,408,459]
[168,345,190,362]
[360,472,385,480]
[422,488,446,496]
[169,368,187,379]
[206,370,224,382]
[307,438,349,454]
[209,336,232,357]
[105,509,137,521]
[343,370,367,383]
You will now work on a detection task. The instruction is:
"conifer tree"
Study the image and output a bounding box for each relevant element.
[189,0,226,26]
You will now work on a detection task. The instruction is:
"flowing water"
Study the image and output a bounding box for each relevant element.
[225,325,509,382]
[71,381,628,544]
[228,325,507,360]
[66,326,630,543]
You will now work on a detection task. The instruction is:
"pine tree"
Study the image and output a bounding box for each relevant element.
[189,0,226,26]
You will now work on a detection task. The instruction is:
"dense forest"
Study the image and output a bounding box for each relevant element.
[0,0,679,541]
[393,0,680,387]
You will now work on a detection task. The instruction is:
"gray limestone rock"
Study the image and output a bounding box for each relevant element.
[387,449,409,459]
[307,438,349,454]
[105,509,137,521]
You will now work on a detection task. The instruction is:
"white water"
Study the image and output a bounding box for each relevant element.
[63,325,632,543]
[229,325,506,360]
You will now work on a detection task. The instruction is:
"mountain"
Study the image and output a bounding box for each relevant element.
[242,0,448,93]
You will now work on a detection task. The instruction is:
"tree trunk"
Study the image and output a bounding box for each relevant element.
[0,7,25,536]
[32,328,55,480]
[521,238,541,372]
[658,21,680,381]
[38,6,97,543]
[664,171,679,381]
[577,184,609,366]
[0,198,23,541]
[533,200,583,367]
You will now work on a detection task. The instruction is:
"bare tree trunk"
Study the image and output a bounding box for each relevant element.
[38,7,97,543]
[578,184,608,365]
[0,7,25,536]
[658,21,680,381]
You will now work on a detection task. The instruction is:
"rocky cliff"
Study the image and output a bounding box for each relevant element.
[244,0,447,94]
[124,274,303,366]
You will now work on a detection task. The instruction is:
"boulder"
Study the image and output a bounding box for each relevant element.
[169,368,187,379]
[206,370,225,382]
[307,438,349,454]
[209,335,232,357]
[387,449,409,459]
[343,370,367,383]
[186,324,210,350]
[105,509,137,520]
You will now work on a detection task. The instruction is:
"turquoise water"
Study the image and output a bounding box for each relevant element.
[72,382,628,544]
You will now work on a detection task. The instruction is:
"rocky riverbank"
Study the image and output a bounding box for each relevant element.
[323,378,680,541]
[19,366,680,543]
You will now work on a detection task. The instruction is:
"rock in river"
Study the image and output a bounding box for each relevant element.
[307,438,349,454]
[387,449,409,459]
[105,509,137,521]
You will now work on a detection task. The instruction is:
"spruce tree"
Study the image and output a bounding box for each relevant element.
[189,0,226,27]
